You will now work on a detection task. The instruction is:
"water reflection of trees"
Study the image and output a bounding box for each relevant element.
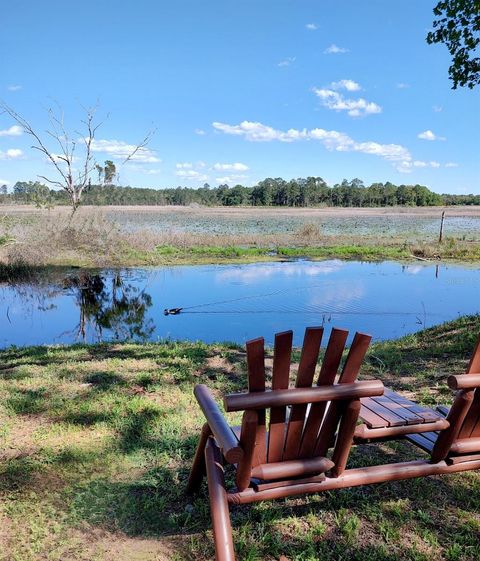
[1,269,155,343]
[63,272,154,341]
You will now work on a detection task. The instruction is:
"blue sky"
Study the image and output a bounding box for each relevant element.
[1,0,479,194]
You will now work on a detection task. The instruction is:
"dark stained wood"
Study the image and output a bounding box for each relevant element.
[360,397,406,427]
[359,403,388,429]
[283,327,324,460]
[235,410,259,492]
[252,473,326,492]
[194,384,243,464]
[371,394,425,425]
[432,389,475,462]
[267,330,293,463]
[457,339,480,438]
[405,432,435,453]
[437,405,450,417]
[227,457,480,505]
[331,399,361,477]
[246,337,267,466]
[383,388,442,423]
[299,327,349,458]
[354,418,449,441]
[225,381,384,412]
[448,373,480,390]
[251,456,334,481]
[186,423,212,494]
[449,436,480,455]
[314,332,372,456]
[205,437,236,561]
[339,332,372,383]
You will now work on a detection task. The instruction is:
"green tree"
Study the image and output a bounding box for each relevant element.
[427,0,480,88]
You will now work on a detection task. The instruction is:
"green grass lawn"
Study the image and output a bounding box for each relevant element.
[1,315,480,561]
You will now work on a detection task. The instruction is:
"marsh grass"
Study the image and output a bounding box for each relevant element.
[1,206,480,269]
[1,315,480,560]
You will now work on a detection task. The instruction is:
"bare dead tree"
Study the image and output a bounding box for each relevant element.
[0,101,155,212]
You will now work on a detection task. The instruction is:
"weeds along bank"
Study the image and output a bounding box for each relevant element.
[0,315,479,561]
[1,205,480,269]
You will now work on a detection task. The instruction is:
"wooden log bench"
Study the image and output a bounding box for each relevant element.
[355,388,450,441]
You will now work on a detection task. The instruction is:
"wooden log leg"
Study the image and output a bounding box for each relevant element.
[187,423,211,494]
[331,399,361,478]
[205,437,236,561]
[431,390,474,463]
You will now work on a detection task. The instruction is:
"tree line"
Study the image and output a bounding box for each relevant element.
[2,177,479,208]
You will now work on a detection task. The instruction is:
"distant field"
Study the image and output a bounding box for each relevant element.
[1,205,480,267]
[2,204,480,239]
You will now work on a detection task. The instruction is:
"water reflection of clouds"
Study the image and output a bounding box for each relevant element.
[308,282,366,312]
[216,260,344,283]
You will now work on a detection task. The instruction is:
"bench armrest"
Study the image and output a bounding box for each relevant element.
[194,384,243,464]
[224,380,384,412]
[448,373,480,390]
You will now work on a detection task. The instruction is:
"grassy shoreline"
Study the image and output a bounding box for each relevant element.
[1,315,480,560]
[1,205,480,270]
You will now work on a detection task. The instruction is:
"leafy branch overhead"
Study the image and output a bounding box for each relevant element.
[427,0,480,88]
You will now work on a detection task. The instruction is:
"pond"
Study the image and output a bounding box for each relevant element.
[0,260,479,348]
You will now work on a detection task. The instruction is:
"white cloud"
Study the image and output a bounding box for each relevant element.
[212,120,410,167]
[194,128,206,135]
[330,79,361,92]
[213,162,249,171]
[278,57,296,67]
[445,162,459,168]
[396,83,410,89]
[89,139,160,162]
[0,125,23,137]
[0,179,10,185]
[433,105,443,112]
[175,169,208,182]
[215,175,248,184]
[0,148,23,160]
[324,44,349,54]
[396,160,442,173]
[7,85,22,92]
[417,130,446,141]
[125,163,162,175]
[305,23,318,30]
[176,162,193,169]
[313,87,381,117]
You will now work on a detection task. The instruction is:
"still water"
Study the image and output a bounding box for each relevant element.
[0,260,479,347]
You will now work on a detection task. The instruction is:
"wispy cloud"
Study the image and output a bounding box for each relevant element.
[215,174,248,184]
[0,125,23,137]
[433,105,443,112]
[213,162,249,171]
[7,85,22,92]
[278,56,296,67]
[324,44,349,54]
[175,169,208,182]
[313,81,381,117]
[90,139,160,162]
[305,23,318,30]
[396,160,441,173]
[445,162,459,168]
[330,79,361,92]
[0,148,24,160]
[194,128,206,135]
[417,130,446,141]
[212,120,453,174]
[0,179,10,185]
[396,83,410,89]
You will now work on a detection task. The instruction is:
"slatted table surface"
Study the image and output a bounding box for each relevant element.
[360,388,444,429]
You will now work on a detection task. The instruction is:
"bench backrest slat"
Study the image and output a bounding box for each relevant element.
[283,327,324,460]
[267,330,293,463]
